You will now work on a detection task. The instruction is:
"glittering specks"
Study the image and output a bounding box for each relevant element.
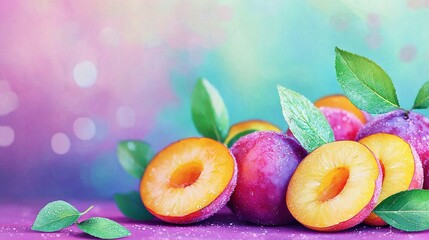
[366,32,382,49]
[330,13,350,32]
[0,202,423,239]
[73,61,98,88]
[399,44,417,62]
[0,80,19,116]
[116,106,136,128]
[365,13,382,49]
[73,117,96,140]
[51,132,71,155]
[0,126,15,147]
[99,27,121,46]
[367,13,381,28]
[408,0,429,9]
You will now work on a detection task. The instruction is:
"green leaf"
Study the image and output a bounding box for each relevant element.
[413,81,429,109]
[117,140,154,179]
[31,200,80,232]
[335,47,400,114]
[114,191,153,221]
[277,86,334,152]
[226,129,257,148]
[77,217,131,239]
[191,78,229,142]
[374,189,429,232]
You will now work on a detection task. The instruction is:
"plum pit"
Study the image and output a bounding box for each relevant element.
[169,161,203,188]
[318,167,349,202]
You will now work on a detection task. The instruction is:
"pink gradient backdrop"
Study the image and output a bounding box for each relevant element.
[0,0,233,199]
[2,0,429,200]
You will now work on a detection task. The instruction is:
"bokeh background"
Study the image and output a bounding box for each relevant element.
[1,0,429,201]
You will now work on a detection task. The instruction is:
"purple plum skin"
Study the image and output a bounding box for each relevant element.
[229,131,307,225]
[356,110,429,188]
[286,107,363,141]
[319,107,364,141]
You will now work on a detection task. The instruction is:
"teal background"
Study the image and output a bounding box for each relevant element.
[1,0,429,200]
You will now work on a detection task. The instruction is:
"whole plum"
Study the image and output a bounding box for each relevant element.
[229,131,307,225]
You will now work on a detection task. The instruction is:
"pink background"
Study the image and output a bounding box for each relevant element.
[1,0,429,200]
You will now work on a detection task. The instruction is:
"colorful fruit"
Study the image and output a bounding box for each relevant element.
[319,107,363,140]
[314,94,369,123]
[140,138,237,224]
[358,133,423,226]
[229,131,307,225]
[357,110,429,188]
[286,141,382,231]
[224,120,282,146]
[286,107,363,141]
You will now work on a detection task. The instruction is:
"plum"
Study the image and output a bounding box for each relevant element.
[140,138,237,224]
[314,94,370,123]
[359,133,423,226]
[287,141,382,231]
[357,110,429,188]
[319,107,363,141]
[228,131,307,225]
[286,107,363,141]
[224,120,282,147]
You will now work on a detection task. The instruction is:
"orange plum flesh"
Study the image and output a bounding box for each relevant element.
[286,141,382,232]
[359,133,423,226]
[140,138,237,224]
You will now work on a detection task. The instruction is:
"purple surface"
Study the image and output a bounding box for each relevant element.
[1,201,429,240]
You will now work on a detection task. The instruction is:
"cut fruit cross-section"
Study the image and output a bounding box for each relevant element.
[140,137,237,224]
[359,133,423,226]
[286,141,382,232]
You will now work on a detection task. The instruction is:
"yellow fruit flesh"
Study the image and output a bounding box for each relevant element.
[141,138,235,217]
[359,133,415,222]
[224,120,281,145]
[169,161,203,188]
[287,141,379,228]
[318,167,349,202]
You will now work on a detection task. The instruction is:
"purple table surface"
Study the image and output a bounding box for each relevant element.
[0,200,428,240]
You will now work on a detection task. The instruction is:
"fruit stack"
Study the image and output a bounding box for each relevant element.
[117,48,429,233]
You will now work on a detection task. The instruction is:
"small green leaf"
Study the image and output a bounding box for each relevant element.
[335,47,400,114]
[277,86,334,152]
[374,189,429,232]
[413,81,429,109]
[114,191,153,221]
[77,217,131,239]
[191,78,229,142]
[226,129,257,148]
[117,140,154,179]
[31,200,80,232]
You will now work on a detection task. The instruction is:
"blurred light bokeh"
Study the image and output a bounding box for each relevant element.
[1,0,429,200]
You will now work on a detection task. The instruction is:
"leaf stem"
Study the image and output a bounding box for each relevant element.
[80,205,94,216]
